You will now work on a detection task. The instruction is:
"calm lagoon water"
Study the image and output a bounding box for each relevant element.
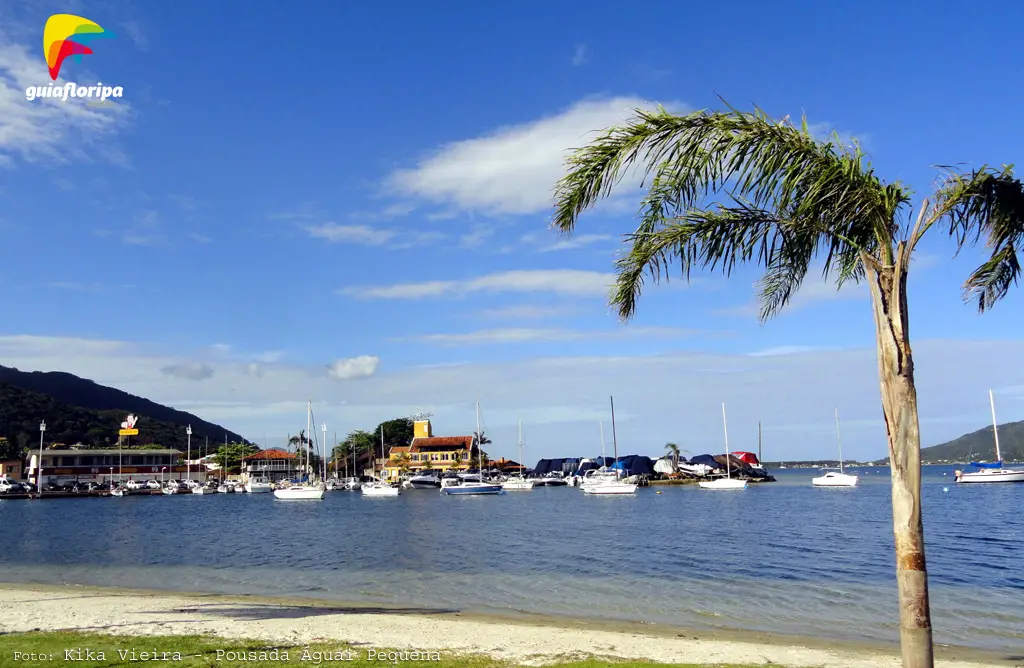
[1,466,1021,652]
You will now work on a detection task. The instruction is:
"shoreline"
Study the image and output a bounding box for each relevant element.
[0,583,1015,667]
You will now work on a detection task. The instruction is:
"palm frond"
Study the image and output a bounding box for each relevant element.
[933,165,1024,311]
[554,105,910,322]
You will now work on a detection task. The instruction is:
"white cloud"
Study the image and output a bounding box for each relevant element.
[572,44,588,66]
[304,222,443,248]
[340,269,615,300]
[327,355,380,380]
[714,267,866,318]
[122,211,166,246]
[539,233,613,252]
[160,362,214,381]
[397,326,696,345]
[0,334,1019,463]
[306,223,395,246]
[387,96,684,215]
[0,43,130,167]
[189,232,212,244]
[477,305,570,320]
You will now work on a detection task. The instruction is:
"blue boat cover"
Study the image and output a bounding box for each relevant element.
[970,461,1002,469]
[610,455,655,475]
[688,454,724,469]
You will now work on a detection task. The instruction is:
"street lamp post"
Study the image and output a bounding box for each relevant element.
[186,425,192,485]
[162,467,167,484]
[109,467,113,487]
[37,420,46,495]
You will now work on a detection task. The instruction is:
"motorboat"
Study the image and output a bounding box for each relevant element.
[245,476,273,494]
[161,484,177,495]
[217,482,235,494]
[343,477,362,491]
[362,480,401,497]
[110,486,125,497]
[407,471,442,489]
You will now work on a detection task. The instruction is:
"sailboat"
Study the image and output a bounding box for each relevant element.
[582,397,638,495]
[502,417,535,490]
[699,403,748,490]
[274,401,326,499]
[443,402,504,495]
[812,408,859,487]
[955,389,1024,483]
[362,427,400,496]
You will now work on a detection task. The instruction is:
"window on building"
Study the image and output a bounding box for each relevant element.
[80,456,94,465]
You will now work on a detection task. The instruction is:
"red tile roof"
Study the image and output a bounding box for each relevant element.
[411,436,472,452]
[242,449,296,461]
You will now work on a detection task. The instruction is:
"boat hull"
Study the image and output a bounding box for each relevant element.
[362,484,400,497]
[245,483,272,493]
[191,487,212,494]
[502,479,536,491]
[956,468,1024,483]
[273,486,326,500]
[698,478,748,490]
[408,479,442,489]
[812,473,859,487]
[442,484,503,495]
[582,483,637,495]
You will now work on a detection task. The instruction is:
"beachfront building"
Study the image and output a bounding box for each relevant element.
[0,458,23,479]
[382,419,474,482]
[25,448,188,486]
[241,449,299,484]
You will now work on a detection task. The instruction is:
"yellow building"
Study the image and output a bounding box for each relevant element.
[383,419,474,481]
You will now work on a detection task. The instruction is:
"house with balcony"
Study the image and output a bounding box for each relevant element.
[241,448,298,483]
[383,419,474,481]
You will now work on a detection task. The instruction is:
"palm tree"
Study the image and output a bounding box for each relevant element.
[664,442,681,471]
[551,104,1024,668]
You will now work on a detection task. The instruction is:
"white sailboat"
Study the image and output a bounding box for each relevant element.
[362,427,400,496]
[812,408,859,487]
[583,397,638,495]
[699,403,748,490]
[274,401,326,500]
[443,402,503,495]
[502,417,535,491]
[955,389,1024,483]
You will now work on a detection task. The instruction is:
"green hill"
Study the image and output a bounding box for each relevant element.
[869,421,1024,464]
[917,421,1024,463]
[0,365,246,458]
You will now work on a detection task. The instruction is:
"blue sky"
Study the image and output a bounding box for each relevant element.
[0,0,1022,462]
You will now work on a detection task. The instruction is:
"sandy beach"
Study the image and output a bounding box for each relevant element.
[0,584,1014,667]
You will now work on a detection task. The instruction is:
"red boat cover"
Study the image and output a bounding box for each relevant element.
[732,451,760,465]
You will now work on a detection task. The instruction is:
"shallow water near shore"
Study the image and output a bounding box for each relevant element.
[1,467,1022,652]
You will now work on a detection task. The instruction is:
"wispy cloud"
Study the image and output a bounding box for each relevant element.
[340,269,615,300]
[160,362,215,381]
[0,43,131,167]
[572,44,588,66]
[122,211,167,246]
[396,326,696,345]
[117,20,149,51]
[386,96,687,216]
[539,233,612,252]
[477,305,572,320]
[304,222,443,248]
[188,232,212,244]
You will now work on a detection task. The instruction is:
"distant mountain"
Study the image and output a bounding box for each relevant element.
[0,365,246,455]
[867,421,1024,465]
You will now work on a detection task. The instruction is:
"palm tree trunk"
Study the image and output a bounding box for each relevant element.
[862,247,933,668]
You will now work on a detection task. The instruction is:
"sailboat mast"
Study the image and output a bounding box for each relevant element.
[989,389,1002,462]
[758,421,762,464]
[609,396,619,464]
[518,416,523,478]
[599,421,606,462]
[475,402,483,472]
[722,402,731,479]
[834,407,844,474]
[306,400,311,480]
